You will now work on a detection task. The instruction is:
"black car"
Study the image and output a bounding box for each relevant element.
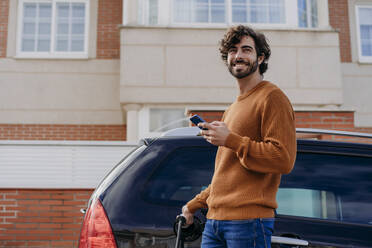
[78,128,372,248]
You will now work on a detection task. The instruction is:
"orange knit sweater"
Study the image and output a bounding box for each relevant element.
[187,81,297,220]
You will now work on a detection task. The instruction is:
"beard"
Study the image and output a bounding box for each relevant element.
[228,58,259,79]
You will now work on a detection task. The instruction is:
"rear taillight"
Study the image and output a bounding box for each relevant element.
[79,198,117,248]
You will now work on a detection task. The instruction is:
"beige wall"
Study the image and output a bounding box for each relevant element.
[342,0,372,127]
[0,59,123,124]
[120,27,343,108]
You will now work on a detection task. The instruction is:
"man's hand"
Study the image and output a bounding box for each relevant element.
[182,205,194,225]
[198,121,230,146]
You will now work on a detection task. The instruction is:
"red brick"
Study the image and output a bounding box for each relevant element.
[39,223,61,229]
[3,241,27,247]
[0,201,16,205]
[27,241,50,247]
[0,223,14,229]
[51,241,74,247]
[28,205,50,211]
[15,223,38,229]
[39,211,63,217]
[0,236,16,241]
[39,200,63,205]
[52,217,75,223]
[17,200,39,206]
[329,0,351,62]
[0,212,15,217]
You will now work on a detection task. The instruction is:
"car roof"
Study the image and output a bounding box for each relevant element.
[140,127,372,152]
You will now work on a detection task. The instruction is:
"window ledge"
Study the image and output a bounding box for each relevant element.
[358,59,372,64]
[14,54,89,60]
[119,24,335,33]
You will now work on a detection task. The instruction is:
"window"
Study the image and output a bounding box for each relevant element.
[278,152,372,225]
[277,188,338,220]
[17,0,89,58]
[140,0,319,28]
[173,0,225,24]
[297,0,317,28]
[149,108,189,132]
[143,146,216,205]
[356,6,372,62]
[231,0,285,24]
[138,107,190,139]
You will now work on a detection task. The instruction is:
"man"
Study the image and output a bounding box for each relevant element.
[182,25,297,248]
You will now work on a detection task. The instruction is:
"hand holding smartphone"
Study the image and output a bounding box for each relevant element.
[190,115,208,130]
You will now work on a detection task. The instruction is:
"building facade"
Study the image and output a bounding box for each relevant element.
[1,0,372,247]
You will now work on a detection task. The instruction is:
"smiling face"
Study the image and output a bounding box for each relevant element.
[227,36,262,79]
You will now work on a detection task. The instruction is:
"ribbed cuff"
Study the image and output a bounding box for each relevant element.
[186,198,205,214]
[225,132,243,151]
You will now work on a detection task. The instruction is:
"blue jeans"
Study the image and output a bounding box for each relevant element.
[201,218,274,248]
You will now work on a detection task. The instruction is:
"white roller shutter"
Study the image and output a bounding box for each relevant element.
[0,140,137,189]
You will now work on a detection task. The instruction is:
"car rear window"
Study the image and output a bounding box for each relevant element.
[278,152,372,225]
[143,146,217,205]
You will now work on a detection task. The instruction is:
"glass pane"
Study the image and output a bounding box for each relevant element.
[149,108,188,132]
[148,0,158,24]
[310,0,318,27]
[23,22,36,35]
[360,25,372,56]
[56,38,68,51]
[280,152,372,225]
[359,8,372,25]
[72,3,85,18]
[38,23,51,35]
[57,3,70,18]
[39,3,51,18]
[174,0,191,22]
[232,0,246,23]
[57,23,69,34]
[37,39,50,51]
[195,0,208,22]
[72,23,84,34]
[211,1,225,23]
[298,0,308,27]
[24,3,37,18]
[144,147,216,204]
[277,188,337,219]
[71,39,84,51]
[269,0,284,23]
[22,39,35,51]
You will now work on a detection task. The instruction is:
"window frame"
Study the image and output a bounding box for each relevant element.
[16,0,90,59]
[355,5,372,63]
[147,0,303,29]
[297,0,318,28]
[138,106,190,139]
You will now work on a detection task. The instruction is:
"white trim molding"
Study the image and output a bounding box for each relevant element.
[355,5,372,63]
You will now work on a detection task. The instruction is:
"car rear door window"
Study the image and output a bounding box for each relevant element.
[278,152,372,225]
[143,146,217,205]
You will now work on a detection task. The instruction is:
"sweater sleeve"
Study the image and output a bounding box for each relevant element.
[224,89,297,174]
[186,185,210,214]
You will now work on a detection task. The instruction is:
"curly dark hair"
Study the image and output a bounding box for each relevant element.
[219,25,271,75]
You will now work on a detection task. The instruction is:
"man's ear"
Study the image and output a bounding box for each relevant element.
[258,54,265,65]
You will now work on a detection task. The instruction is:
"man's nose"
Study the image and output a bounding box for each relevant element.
[235,49,243,59]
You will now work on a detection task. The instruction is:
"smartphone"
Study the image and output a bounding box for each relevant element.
[190,115,208,130]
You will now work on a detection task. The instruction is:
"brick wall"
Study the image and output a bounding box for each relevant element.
[189,110,372,137]
[96,0,122,59]
[0,189,93,248]
[0,124,126,141]
[328,0,352,62]
[0,0,9,58]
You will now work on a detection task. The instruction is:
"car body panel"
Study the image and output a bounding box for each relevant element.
[85,135,372,248]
